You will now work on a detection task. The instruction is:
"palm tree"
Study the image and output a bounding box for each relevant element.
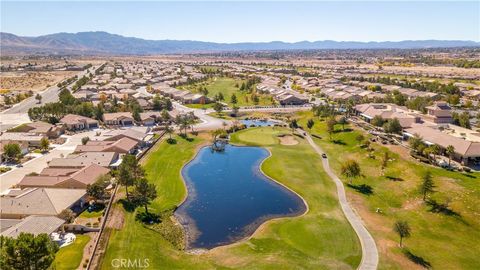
[394,220,411,247]
[164,123,173,140]
[381,151,389,175]
[431,144,440,163]
[446,145,455,167]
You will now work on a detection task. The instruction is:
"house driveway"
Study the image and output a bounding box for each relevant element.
[0,130,101,194]
[302,131,379,270]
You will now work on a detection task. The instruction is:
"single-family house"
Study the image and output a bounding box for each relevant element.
[103,112,134,126]
[0,188,87,219]
[60,114,99,131]
[17,164,110,189]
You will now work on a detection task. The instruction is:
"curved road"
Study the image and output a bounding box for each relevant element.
[303,131,379,270]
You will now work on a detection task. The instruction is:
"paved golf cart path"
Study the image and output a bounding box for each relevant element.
[303,131,379,270]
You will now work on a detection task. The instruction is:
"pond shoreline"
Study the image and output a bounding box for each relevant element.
[175,143,308,251]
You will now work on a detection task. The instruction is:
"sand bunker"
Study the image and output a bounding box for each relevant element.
[278,135,299,145]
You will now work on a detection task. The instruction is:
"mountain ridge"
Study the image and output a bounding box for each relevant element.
[1,31,479,55]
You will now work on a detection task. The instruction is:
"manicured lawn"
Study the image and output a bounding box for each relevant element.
[78,204,105,219]
[297,111,480,269]
[51,234,90,270]
[178,76,273,107]
[184,103,215,109]
[102,130,362,269]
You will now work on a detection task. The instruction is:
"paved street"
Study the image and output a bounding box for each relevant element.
[303,131,379,270]
[173,102,229,130]
[0,113,31,132]
[1,64,104,115]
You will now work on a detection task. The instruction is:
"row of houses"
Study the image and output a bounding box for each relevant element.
[256,84,309,105]
[0,128,151,238]
[156,86,210,104]
[354,102,480,165]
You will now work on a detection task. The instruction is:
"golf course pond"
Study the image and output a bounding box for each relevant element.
[241,119,277,127]
[176,144,306,249]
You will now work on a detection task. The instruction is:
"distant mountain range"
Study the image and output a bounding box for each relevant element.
[1,31,479,55]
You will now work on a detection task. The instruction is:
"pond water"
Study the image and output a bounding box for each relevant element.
[176,145,306,249]
[241,119,276,127]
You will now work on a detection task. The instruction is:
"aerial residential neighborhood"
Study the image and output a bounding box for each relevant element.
[0,1,479,270]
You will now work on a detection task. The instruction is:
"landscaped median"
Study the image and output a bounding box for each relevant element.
[100,129,362,269]
[297,111,480,269]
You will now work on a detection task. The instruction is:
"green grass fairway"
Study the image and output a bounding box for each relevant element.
[102,130,362,269]
[179,77,273,107]
[297,111,480,269]
[52,234,90,270]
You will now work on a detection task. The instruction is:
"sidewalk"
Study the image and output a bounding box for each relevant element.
[302,130,379,270]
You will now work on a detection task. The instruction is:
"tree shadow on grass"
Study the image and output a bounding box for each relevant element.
[332,139,346,145]
[402,249,431,269]
[166,138,177,144]
[293,133,305,139]
[135,211,161,224]
[386,175,404,181]
[347,183,374,195]
[426,199,460,217]
[119,198,136,212]
[462,173,476,179]
[333,128,353,133]
[179,134,194,142]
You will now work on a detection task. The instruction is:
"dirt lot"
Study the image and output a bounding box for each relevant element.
[0,71,77,91]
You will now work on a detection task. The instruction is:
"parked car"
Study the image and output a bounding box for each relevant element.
[322,153,327,159]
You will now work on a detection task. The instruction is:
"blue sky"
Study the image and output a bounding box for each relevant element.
[1,1,479,42]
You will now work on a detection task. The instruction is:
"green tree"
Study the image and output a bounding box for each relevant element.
[86,174,110,202]
[288,119,298,133]
[164,122,174,140]
[81,136,90,145]
[394,220,411,247]
[160,109,170,123]
[231,105,239,117]
[431,144,441,162]
[326,116,336,140]
[408,134,423,152]
[40,137,49,152]
[341,159,361,184]
[3,143,21,163]
[213,102,223,115]
[35,93,42,104]
[383,118,402,134]
[118,154,143,199]
[132,178,157,214]
[94,103,104,121]
[448,94,460,106]
[381,151,389,173]
[132,109,141,122]
[306,119,315,130]
[419,171,435,201]
[371,115,385,127]
[57,209,76,223]
[58,88,76,105]
[0,233,58,270]
[446,145,455,167]
[230,93,238,104]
